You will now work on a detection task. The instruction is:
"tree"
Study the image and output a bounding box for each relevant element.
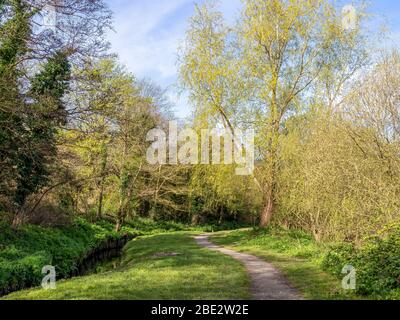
[180,0,367,227]
[0,1,73,225]
[0,0,32,209]
[0,0,111,226]
[270,50,400,242]
[63,58,178,231]
[13,50,70,223]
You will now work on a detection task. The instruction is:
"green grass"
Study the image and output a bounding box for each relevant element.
[3,233,250,300]
[210,227,363,300]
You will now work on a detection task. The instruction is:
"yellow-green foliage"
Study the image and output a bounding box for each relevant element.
[179,0,368,227]
[276,53,400,241]
[189,165,262,222]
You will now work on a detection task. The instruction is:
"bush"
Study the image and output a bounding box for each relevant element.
[322,225,400,298]
[322,243,357,277]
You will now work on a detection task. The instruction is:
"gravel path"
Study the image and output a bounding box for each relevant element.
[194,234,303,300]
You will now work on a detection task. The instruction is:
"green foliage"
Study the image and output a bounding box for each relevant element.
[322,243,356,277]
[12,51,71,207]
[277,96,400,242]
[0,1,72,210]
[1,0,110,219]
[31,51,71,122]
[189,165,261,224]
[322,224,400,298]
[0,0,31,75]
[0,0,32,206]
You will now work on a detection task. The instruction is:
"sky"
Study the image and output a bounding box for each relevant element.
[105,0,400,120]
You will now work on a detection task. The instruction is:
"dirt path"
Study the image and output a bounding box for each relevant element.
[194,234,303,300]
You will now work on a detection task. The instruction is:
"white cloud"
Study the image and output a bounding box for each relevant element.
[106,0,243,118]
[107,0,191,80]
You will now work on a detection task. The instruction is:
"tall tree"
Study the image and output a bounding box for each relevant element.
[11,51,71,227]
[180,0,367,227]
[0,0,32,208]
[0,0,111,225]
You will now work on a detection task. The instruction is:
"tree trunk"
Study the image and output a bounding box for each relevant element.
[260,151,278,228]
[260,191,275,228]
[218,207,224,225]
[191,214,200,226]
[97,183,104,220]
[97,145,108,220]
[115,218,123,232]
[260,112,279,228]
[115,204,124,232]
[11,211,25,230]
[115,198,125,232]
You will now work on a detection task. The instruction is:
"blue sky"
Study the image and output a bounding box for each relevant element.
[105,0,400,119]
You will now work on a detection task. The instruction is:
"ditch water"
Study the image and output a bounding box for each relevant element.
[71,235,134,277]
[0,235,135,298]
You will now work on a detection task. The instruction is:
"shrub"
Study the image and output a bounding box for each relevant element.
[322,243,357,277]
[322,225,400,298]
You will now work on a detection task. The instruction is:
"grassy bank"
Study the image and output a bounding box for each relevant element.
[3,233,250,300]
[0,215,248,297]
[210,228,362,300]
[0,218,137,296]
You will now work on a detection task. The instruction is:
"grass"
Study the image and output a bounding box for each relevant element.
[210,227,364,300]
[3,233,250,300]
